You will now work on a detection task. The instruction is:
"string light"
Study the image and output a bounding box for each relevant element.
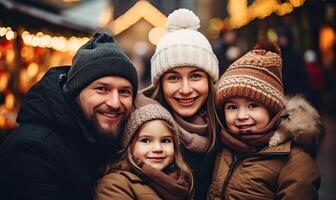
[21,31,89,52]
[111,0,167,35]
[0,26,89,52]
[222,0,306,29]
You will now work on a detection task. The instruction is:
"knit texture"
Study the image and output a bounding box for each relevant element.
[216,42,284,114]
[64,32,138,98]
[151,8,219,86]
[121,104,179,147]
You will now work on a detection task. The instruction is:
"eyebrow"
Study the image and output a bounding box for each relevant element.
[166,69,204,74]
[138,134,172,138]
[91,82,132,89]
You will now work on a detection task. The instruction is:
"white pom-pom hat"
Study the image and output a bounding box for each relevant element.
[151,8,219,86]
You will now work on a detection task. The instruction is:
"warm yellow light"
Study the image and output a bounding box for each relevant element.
[21,30,88,52]
[289,0,305,7]
[225,0,305,29]
[5,31,16,40]
[276,3,293,16]
[111,0,167,35]
[320,26,335,53]
[0,72,9,92]
[0,115,5,127]
[209,18,224,31]
[148,27,166,45]
[267,28,278,42]
[5,93,15,110]
[27,62,39,78]
[0,27,7,36]
[6,50,15,64]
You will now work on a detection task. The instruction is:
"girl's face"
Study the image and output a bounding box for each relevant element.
[224,97,271,133]
[162,66,209,117]
[132,120,174,170]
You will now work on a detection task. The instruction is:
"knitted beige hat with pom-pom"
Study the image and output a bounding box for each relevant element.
[216,40,284,114]
[151,8,219,86]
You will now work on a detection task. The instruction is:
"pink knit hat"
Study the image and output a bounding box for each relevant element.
[121,95,179,147]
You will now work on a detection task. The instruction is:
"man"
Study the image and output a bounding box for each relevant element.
[0,32,138,200]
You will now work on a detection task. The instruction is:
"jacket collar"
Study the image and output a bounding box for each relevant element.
[222,141,292,165]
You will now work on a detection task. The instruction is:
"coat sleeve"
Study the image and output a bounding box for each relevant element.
[0,140,67,200]
[276,148,320,200]
[94,172,135,200]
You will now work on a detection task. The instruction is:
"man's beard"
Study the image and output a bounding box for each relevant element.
[91,113,128,140]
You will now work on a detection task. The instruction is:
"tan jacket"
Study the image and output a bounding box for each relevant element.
[207,141,320,200]
[95,170,162,200]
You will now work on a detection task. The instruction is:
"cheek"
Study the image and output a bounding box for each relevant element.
[162,82,175,97]
[224,111,235,126]
[121,98,133,113]
[132,143,147,159]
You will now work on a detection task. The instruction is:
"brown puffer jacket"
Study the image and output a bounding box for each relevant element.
[207,141,320,200]
[208,96,322,200]
[95,170,162,200]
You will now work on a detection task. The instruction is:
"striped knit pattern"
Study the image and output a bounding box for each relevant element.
[216,49,284,114]
[121,104,179,148]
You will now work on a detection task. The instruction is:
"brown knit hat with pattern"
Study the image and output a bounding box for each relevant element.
[121,100,179,148]
[216,40,284,114]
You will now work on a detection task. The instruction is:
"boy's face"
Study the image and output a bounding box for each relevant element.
[224,97,271,133]
[132,120,174,171]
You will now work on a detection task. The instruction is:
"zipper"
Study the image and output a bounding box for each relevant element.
[220,151,288,198]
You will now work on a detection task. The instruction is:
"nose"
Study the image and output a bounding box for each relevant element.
[152,141,163,153]
[105,90,121,109]
[237,108,249,120]
[179,78,193,95]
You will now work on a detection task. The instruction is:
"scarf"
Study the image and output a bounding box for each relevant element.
[130,158,191,200]
[220,111,282,153]
[173,112,210,153]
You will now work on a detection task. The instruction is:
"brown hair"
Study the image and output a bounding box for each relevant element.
[107,120,194,193]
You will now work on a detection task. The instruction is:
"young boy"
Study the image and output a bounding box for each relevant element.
[208,40,322,199]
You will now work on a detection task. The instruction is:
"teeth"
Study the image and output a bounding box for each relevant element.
[177,98,195,103]
[102,112,119,118]
[239,125,252,129]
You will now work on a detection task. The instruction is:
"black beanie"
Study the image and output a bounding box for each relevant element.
[64,32,138,98]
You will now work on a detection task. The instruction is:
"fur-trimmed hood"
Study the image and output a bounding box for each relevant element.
[275,95,324,157]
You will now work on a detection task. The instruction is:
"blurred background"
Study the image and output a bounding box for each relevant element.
[0,0,335,198]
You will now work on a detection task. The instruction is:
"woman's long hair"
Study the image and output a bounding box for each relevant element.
[152,79,218,152]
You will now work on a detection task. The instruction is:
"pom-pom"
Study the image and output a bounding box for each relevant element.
[167,8,200,32]
[254,39,281,56]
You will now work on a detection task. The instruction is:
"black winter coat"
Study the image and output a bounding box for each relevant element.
[0,66,118,200]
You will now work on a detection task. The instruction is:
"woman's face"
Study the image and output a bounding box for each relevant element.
[161,66,209,117]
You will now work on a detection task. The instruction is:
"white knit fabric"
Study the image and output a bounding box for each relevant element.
[151,8,219,86]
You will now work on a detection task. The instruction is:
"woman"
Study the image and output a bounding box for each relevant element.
[142,8,219,199]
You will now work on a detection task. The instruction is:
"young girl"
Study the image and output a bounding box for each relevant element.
[208,40,322,199]
[143,8,219,199]
[94,99,193,200]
